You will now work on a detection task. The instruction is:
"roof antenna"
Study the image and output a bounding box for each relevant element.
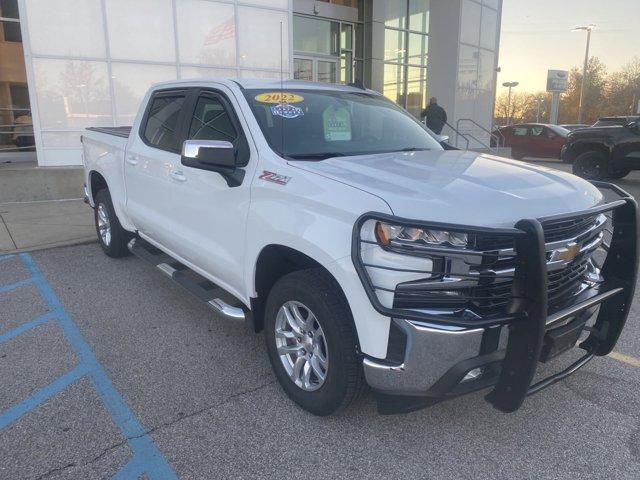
[280,21,285,156]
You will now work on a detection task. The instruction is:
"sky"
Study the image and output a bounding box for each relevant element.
[497,0,640,95]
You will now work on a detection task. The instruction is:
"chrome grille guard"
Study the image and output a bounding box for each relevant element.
[351,181,638,412]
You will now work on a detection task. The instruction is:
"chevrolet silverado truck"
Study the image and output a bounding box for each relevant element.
[82,79,638,416]
[561,118,640,180]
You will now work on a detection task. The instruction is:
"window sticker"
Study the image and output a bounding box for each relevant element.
[255,92,304,104]
[323,105,352,141]
[271,103,304,119]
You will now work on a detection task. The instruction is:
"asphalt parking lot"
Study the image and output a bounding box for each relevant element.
[2,162,640,479]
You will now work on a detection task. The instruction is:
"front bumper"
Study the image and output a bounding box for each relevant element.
[355,182,638,413]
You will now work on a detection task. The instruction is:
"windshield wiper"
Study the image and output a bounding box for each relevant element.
[400,147,431,152]
[286,152,347,160]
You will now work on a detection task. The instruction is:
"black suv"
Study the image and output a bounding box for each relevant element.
[561,117,640,179]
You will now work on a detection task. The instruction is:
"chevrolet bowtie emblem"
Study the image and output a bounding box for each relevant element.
[551,242,580,263]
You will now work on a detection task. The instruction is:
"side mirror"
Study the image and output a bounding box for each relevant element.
[437,134,450,144]
[181,140,245,187]
[626,121,639,132]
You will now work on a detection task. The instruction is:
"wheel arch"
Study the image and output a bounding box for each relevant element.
[250,244,357,345]
[89,170,108,202]
[565,141,611,163]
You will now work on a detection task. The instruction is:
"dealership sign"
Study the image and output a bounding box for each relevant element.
[547,70,569,92]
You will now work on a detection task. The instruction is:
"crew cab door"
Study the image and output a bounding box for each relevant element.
[125,89,189,251]
[170,88,254,298]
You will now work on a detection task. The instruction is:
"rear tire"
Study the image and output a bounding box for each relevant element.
[94,188,132,258]
[264,268,365,416]
[572,150,608,180]
[511,150,524,160]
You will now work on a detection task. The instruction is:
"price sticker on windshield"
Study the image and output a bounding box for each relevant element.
[255,92,304,104]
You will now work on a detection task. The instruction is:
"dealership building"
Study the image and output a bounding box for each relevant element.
[0,0,502,167]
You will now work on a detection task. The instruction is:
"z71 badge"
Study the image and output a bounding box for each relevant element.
[259,171,291,185]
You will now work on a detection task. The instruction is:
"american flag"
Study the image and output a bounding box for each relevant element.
[204,17,235,45]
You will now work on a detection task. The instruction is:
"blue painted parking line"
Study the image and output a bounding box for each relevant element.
[0,253,178,479]
[0,276,35,294]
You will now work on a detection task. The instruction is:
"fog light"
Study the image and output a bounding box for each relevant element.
[462,367,483,382]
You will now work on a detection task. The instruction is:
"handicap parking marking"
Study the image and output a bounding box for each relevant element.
[0,253,178,480]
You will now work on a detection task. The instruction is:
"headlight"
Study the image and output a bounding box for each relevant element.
[374,221,469,249]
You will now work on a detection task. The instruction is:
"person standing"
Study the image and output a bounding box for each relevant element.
[421,97,447,134]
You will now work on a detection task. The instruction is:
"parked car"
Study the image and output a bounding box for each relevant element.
[592,116,640,128]
[82,79,638,416]
[560,124,589,132]
[493,123,569,159]
[561,118,640,179]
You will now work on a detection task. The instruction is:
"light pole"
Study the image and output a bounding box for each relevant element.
[572,24,595,123]
[502,81,519,125]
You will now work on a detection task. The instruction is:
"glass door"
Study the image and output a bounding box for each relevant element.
[293,56,339,83]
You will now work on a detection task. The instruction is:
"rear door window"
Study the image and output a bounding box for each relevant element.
[513,126,528,136]
[142,93,186,151]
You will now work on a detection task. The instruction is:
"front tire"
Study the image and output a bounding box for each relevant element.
[94,188,132,258]
[572,150,608,180]
[264,269,365,416]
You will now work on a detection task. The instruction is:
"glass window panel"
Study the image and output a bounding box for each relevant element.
[384,28,405,62]
[239,69,283,79]
[1,19,21,42]
[143,95,186,150]
[317,61,337,83]
[26,0,106,58]
[180,66,237,79]
[384,0,407,29]
[460,0,481,46]
[238,6,289,69]
[406,66,427,118]
[188,95,237,142]
[408,0,430,33]
[457,44,478,91]
[355,23,364,58]
[341,23,353,51]
[480,6,498,51]
[293,58,313,81]
[32,58,112,129]
[106,0,175,62]
[340,52,353,84]
[111,63,177,125]
[407,33,427,66]
[176,0,236,66]
[0,0,19,18]
[240,0,288,8]
[383,62,405,107]
[293,16,339,56]
[477,48,495,91]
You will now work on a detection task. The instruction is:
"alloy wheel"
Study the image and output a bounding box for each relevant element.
[274,300,329,391]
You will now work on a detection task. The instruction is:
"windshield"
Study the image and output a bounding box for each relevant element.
[242,89,443,159]
[548,124,570,136]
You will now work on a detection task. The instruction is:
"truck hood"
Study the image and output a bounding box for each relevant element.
[568,126,621,139]
[290,150,603,227]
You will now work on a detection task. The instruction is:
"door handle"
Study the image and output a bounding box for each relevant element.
[126,154,138,165]
[170,170,187,182]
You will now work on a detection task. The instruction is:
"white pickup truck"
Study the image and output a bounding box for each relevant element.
[82,79,638,416]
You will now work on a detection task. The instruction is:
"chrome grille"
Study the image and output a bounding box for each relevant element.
[393,213,608,317]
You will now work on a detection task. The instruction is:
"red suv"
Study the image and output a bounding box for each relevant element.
[493,123,569,160]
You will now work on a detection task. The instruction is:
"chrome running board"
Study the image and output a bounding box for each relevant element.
[128,237,246,323]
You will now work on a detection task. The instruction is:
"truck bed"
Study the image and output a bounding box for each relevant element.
[86,126,132,138]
